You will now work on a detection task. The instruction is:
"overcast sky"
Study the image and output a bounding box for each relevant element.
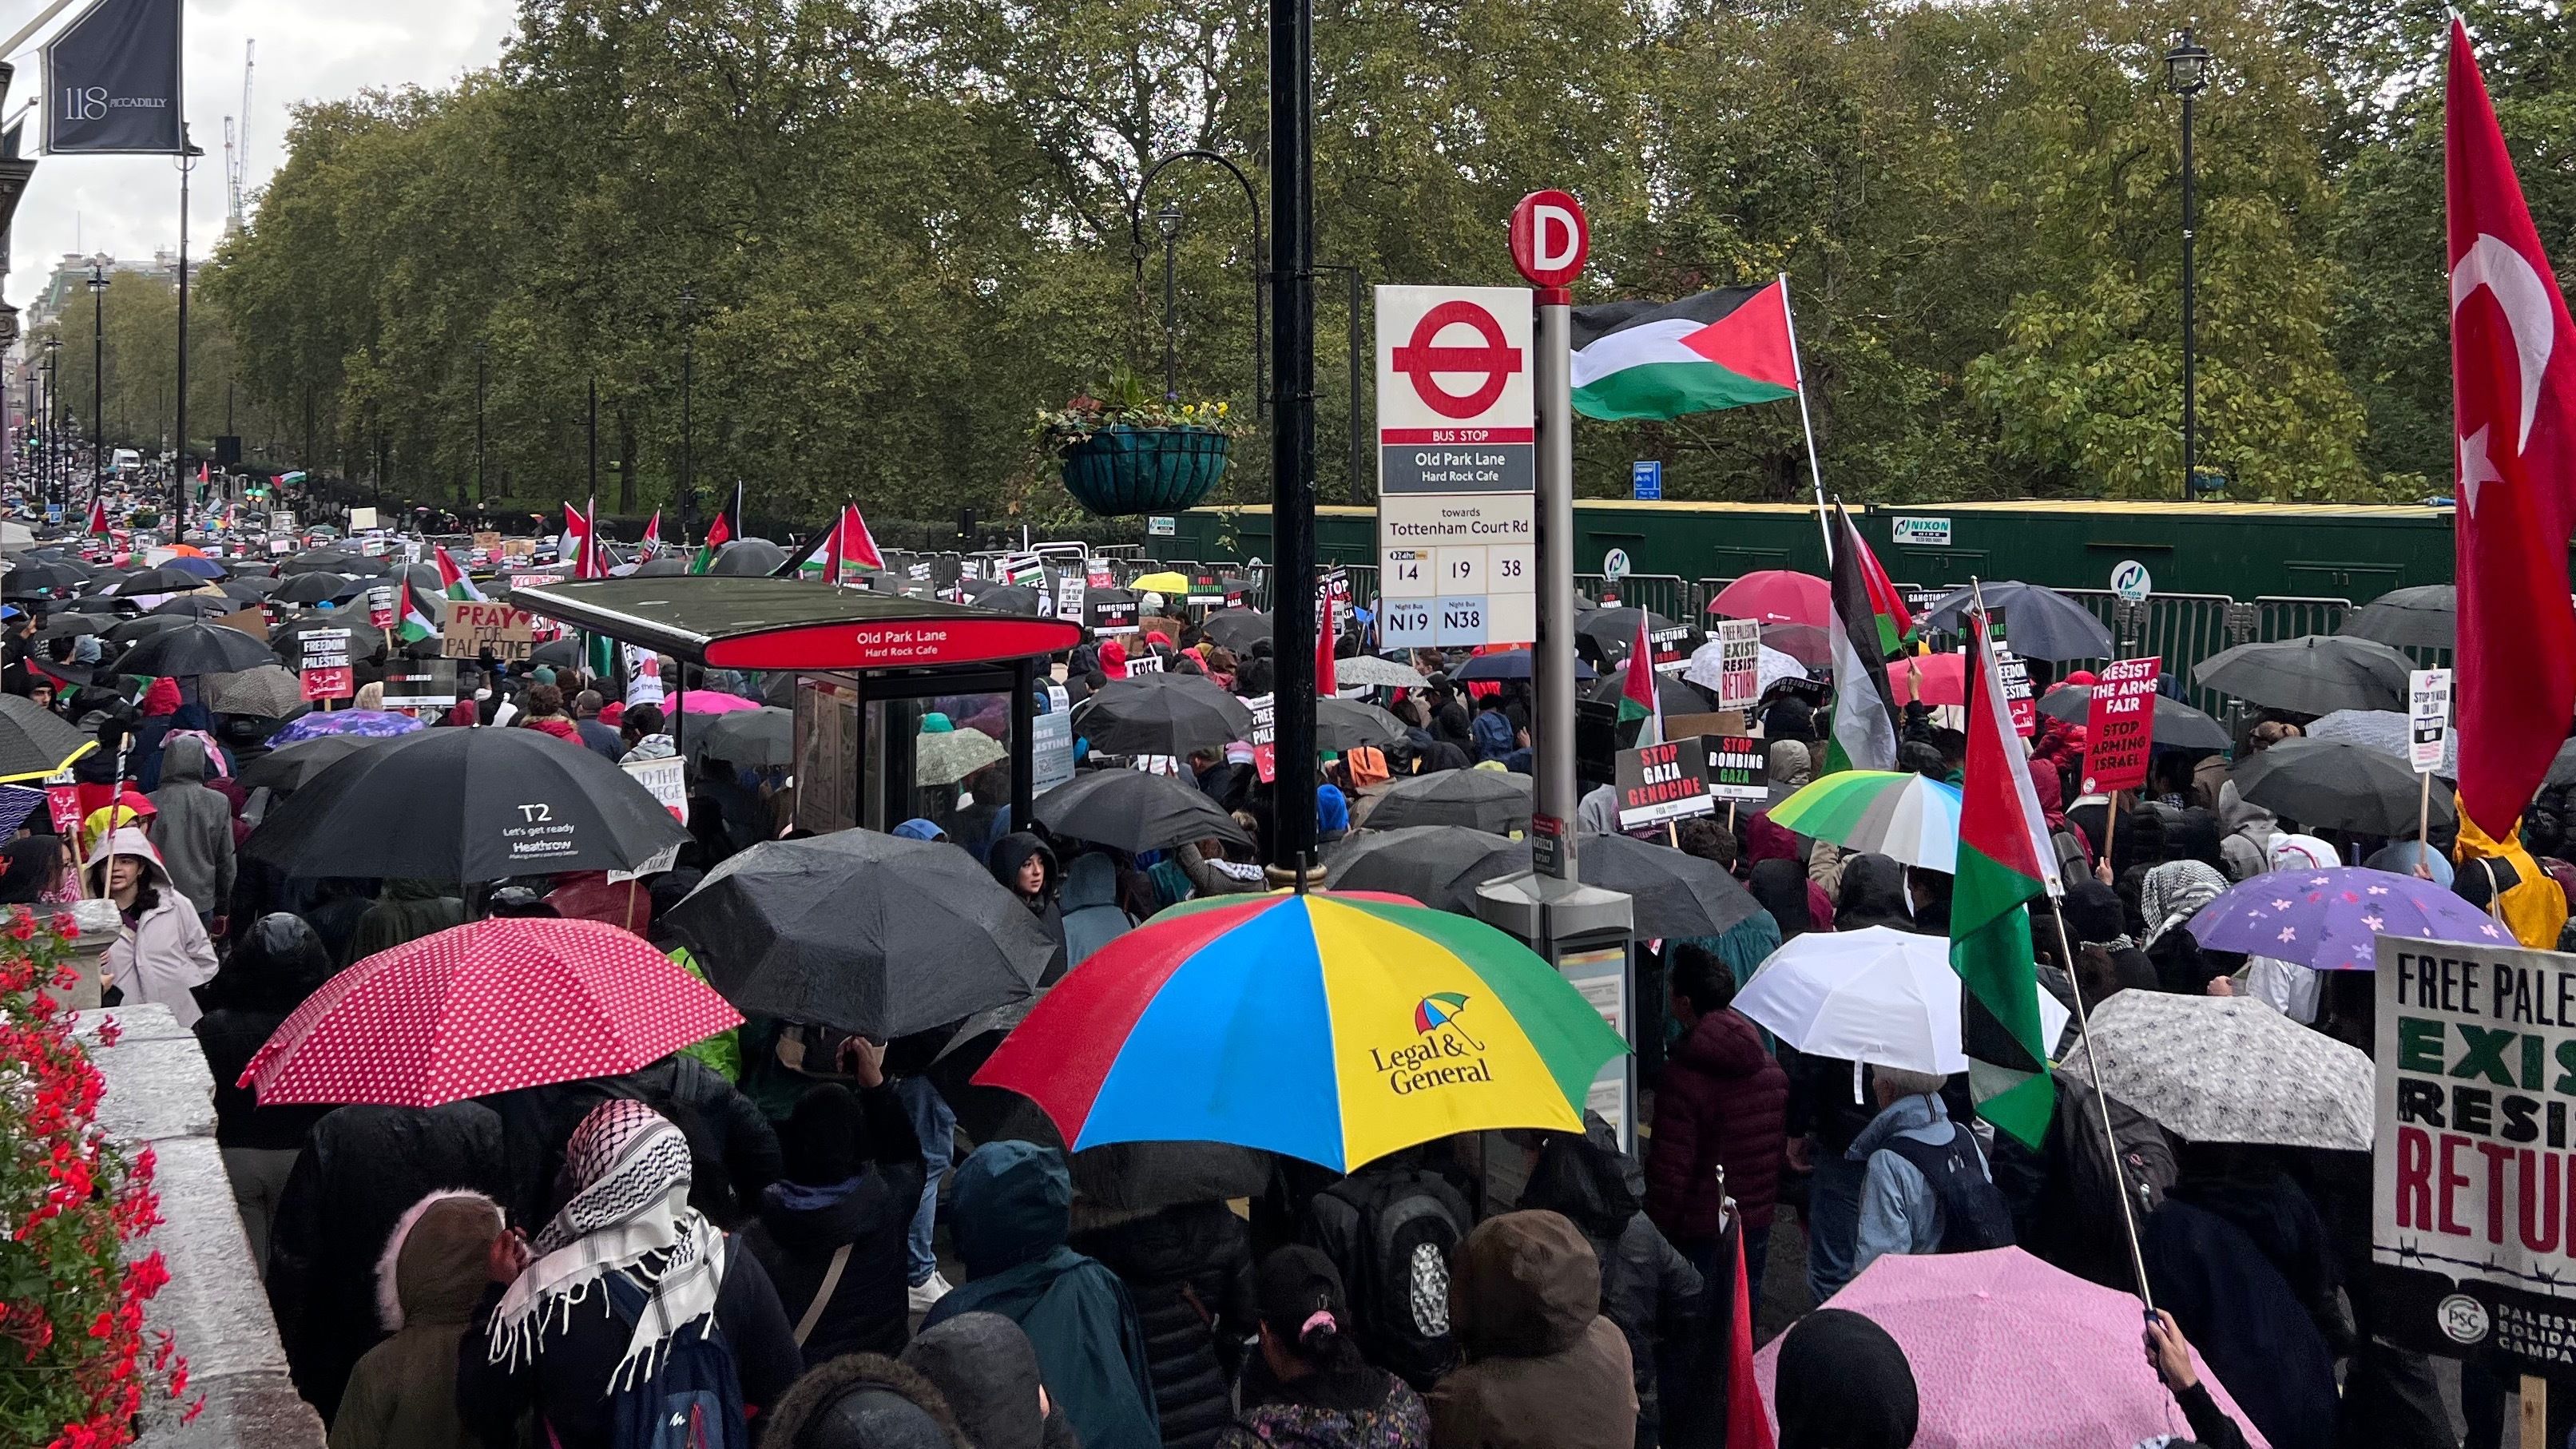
[3,0,515,308]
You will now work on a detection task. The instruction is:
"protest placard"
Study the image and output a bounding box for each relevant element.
[2411,669,2454,774]
[1704,735,1769,803]
[1248,693,1277,784]
[298,627,352,701]
[1614,740,1715,829]
[383,661,459,710]
[1995,644,2036,736]
[367,584,396,630]
[2372,934,2576,1379]
[2080,657,2161,795]
[1090,593,1140,636]
[1713,618,1761,709]
[1125,651,1165,675]
[1649,623,1693,675]
[442,601,538,661]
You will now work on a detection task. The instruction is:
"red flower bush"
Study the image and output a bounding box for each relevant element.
[0,908,199,1447]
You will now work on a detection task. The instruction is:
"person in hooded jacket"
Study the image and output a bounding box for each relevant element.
[742,1068,927,1369]
[267,1100,510,1421]
[923,1141,1160,1449]
[904,1312,1083,1449]
[129,676,184,790]
[1645,946,1787,1306]
[1833,853,1913,932]
[1060,849,1136,970]
[344,879,466,965]
[1771,1309,1917,1449]
[1069,1187,1258,1449]
[194,912,339,1273]
[327,1189,505,1449]
[764,1352,974,1449]
[148,734,234,922]
[990,832,1070,984]
[1518,1120,1703,1449]
[1426,1209,1636,1449]
[90,827,218,1027]
[1218,1247,1428,1449]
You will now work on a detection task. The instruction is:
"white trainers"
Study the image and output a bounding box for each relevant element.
[908,1271,953,1312]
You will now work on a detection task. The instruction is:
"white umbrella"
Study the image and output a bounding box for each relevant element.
[1736,927,2068,1076]
[1336,653,1423,690]
[1681,641,1807,699]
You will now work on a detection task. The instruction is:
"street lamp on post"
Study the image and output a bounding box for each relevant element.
[679,287,697,542]
[86,262,106,508]
[474,340,488,509]
[1155,203,1183,403]
[175,129,204,535]
[42,337,60,507]
[2165,30,2212,500]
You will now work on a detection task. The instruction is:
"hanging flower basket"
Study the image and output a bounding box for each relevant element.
[1058,425,1233,516]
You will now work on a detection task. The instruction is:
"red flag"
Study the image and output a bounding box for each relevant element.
[85,496,107,535]
[839,502,884,573]
[2449,18,2576,838]
[641,510,661,557]
[1725,1229,1774,1449]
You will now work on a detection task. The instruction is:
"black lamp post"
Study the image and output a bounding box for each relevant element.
[42,337,59,506]
[474,339,488,507]
[1268,0,1317,879]
[86,261,106,507]
[679,287,697,542]
[2165,30,2211,500]
[175,128,202,534]
[1155,202,1183,403]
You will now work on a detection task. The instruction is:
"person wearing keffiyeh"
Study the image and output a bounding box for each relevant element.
[457,1100,803,1449]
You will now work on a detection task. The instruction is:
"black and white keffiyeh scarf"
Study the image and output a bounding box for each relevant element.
[487,1098,727,1389]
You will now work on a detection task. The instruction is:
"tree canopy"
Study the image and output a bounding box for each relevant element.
[155,0,2576,528]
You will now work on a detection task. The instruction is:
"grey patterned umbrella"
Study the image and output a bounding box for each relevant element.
[205,665,307,719]
[2065,991,2371,1150]
[2304,708,2457,778]
[1336,653,1423,690]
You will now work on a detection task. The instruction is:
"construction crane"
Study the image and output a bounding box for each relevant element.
[222,41,253,236]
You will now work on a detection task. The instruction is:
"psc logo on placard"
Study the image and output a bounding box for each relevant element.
[2438,1292,2491,1345]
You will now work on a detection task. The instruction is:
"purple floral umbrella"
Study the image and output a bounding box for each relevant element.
[2187,865,2508,971]
[267,709,428,747]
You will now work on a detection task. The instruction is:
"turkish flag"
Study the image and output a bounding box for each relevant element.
[2450,17,2576,839]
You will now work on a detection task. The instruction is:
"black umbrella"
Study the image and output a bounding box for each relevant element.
[1574,607,1694,669]
[148,593,236,619]
[1322,825,1520,913]
[1364,768,1534,833]
[631,555,690,577]
[245,727,690,882]
[110,566,208,597]
[237,733,394,792]
[976,585,1043,617]
[1034,768,1253,855]
[685,706,792,767]
[1314,697,1410,752]
[216,577,278,601]
[271,615,388,662]
[710,538,788,575]
[1582,669,1711,717]
[1070,674,1254,756]
[102,614,189,647]
[1919,581,2115,661]
[37,612,110,641]
[0,694,98,780]
[115,622,277,676]
[2193,634,2409,715]
[2234,737,2455,836]
[1199,609,1272,653]
[1550,832,1760,939]
[1454,649,1597,682]
[2340,585,2455,650]
[3,562,89,598]
[664,829,1052,1038]
[529,637,583,669]
[271,571,354,605]
[2035,683,2232,753]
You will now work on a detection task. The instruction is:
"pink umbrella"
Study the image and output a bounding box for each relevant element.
[241,918,742,1107]
[1755,1249,2269,1449]
[1888,653,1967,707]
[1707,570,1829,626]
[671,689,760,715]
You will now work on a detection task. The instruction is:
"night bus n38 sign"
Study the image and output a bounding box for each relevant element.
[2375,933,2576,1374]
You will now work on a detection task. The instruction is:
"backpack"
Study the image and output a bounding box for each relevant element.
[1880,1125,2016,1254]
[597,1272,749,1449]
[2054,1075,2177,1232]
[1304,1165,1475,1390]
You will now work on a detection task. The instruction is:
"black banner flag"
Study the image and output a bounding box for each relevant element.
[45,0,183,155]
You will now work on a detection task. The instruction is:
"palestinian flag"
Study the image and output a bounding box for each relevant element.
[1954,611,2063,1148]
[1822,507,1899,773]
[85,496,108,535]
[690,510,731,575]
[823,502,883,585]
[1619,611,1662,745]
[1570,280,1800,422]
[434,546,486,602]
[640,510,662,558]
[560,500,593,577]
[395,586,439,645]
[1838,500,1915,653]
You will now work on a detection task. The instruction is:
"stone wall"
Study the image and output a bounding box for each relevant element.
[78,1004,325,1449]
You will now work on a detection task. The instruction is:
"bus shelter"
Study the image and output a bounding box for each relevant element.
[507,576,1082,842]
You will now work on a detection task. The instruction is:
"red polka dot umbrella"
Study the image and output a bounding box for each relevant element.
[239,918,743,1107]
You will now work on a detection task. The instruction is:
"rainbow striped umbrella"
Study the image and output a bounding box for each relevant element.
[1768,770,1962,871]
[974,891,1629,1171]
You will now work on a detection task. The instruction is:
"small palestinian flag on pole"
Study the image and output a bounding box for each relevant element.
[1823,506,1899,773]
[85,495,108,535]
[691,484,740,575]
[1954,604,2064,1148]
[1837,499,1915,654]
[395,586,439,645]
[640,510,662,558]
[561,500,592,577]
[1619,611,1663,746]
[434,545,486,602]
[1570,281,1799,421]
[837,502,884,575]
